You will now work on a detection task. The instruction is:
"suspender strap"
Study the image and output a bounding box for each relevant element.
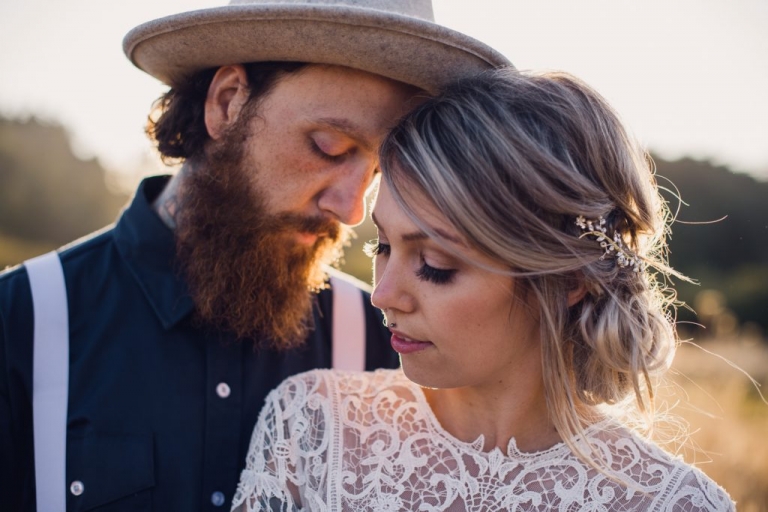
[25,251,69,512]
[22,255,363,510]
[329,274,366,372]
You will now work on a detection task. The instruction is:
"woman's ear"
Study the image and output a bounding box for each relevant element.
[204,65,251,140]
[567,273,588,307]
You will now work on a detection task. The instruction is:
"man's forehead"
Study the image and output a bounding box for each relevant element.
[271,63,415,91]
[262,65,420,139]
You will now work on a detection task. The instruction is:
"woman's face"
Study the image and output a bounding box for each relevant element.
[370,180,541,391]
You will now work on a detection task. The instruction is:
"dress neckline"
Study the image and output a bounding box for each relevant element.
[392,368,614,461]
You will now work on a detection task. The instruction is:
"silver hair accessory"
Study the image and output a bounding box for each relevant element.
[576,215,644,272]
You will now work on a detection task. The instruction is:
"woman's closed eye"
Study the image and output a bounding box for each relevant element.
[416,263,456,285]
[365,239,456,285]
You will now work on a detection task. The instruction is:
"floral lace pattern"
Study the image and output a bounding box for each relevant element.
[232,369,733,511]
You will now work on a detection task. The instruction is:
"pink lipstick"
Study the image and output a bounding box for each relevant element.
[389,330,433,355]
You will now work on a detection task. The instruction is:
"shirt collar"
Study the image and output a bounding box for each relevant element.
[113,175,195,330]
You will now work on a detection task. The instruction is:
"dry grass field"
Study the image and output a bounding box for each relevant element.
[656,338,768,511]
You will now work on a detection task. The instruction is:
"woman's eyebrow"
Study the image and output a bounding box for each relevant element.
[402,228,463,245]
[371,213,463,245]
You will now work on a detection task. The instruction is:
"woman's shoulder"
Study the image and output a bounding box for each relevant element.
[273,366,408,388]
[267,368,424,432]
[667,464,735,512]
[587,423,735,511]
[268,368,417,407]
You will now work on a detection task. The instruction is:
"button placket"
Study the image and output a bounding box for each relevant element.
[203,339,243,509]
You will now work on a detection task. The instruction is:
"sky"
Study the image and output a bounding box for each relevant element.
[1,0,767,184]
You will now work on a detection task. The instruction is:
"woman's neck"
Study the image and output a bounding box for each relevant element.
[422,379,561,454]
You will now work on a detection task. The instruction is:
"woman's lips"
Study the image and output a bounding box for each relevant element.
[389,331,433,354]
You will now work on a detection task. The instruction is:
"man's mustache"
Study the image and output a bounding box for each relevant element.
[271,213,341,240]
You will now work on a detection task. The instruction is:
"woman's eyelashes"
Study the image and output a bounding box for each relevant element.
[365,239,457,285]
[364,240,390,257]
[416,263,457,285]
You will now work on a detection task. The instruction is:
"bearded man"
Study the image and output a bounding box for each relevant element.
[0,1,508,510]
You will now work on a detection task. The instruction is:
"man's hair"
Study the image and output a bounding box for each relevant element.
[380,67,681,473]
[146,62,307,164]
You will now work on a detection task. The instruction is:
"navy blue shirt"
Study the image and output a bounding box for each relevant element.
[0,175,397,511]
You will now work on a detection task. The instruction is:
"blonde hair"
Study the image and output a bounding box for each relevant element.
[380,67,679,468]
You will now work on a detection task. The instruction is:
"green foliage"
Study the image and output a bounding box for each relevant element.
[0,117,130,242]
[0,231,58,272]
[656,156,768,271]
[339,217,377,288]
[0,115,765,334]
[0,116,130,268]
[654,156,768,334]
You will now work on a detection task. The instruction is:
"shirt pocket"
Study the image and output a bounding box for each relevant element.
[65,432,155,511]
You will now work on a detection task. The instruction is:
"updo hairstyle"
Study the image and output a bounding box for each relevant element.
[379,67,679,460]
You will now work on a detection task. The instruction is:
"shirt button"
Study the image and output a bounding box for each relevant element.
[70,480,84,496]
[211,491,225,507]
[216,382,231,399]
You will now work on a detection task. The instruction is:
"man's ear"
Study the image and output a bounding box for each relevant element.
[204,65,250,140]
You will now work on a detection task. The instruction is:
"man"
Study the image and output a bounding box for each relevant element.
[0,0,508,510]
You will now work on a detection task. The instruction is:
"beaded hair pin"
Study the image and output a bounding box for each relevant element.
[575,215,644,272]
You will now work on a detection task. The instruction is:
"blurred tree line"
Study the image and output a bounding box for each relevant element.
[1,115,766,338]
[655,158,768,340]
[0,116,129,264]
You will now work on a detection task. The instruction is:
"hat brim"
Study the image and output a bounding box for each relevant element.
[123,4,511,93]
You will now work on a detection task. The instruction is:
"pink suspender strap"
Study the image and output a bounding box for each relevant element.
[329,273,366,372]
[25,251,69,512]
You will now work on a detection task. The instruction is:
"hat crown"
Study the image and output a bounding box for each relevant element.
[124,0,510,92]
[228,0,434,21]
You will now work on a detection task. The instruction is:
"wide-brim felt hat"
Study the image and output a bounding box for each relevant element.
[123,0,511,94]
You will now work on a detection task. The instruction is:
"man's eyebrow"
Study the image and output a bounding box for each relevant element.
[371,213,463,245]
[315,117,375,152]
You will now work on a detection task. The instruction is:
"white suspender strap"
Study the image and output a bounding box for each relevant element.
[329,274,366,372]
[25,251,69,512]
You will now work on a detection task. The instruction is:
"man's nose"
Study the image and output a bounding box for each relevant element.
[317,159,376,226]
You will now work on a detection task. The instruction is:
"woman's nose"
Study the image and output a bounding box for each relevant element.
[371,258,414,315]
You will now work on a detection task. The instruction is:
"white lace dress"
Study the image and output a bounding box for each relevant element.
[231,369,734,511]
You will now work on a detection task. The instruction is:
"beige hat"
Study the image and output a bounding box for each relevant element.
[123,0,511,93]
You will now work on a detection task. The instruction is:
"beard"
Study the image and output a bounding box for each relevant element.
[174,116,350,349]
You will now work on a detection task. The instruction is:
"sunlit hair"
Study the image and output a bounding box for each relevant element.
[146,61,307,164]
[379,67,681,471]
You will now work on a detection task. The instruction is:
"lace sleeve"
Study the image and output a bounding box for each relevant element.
[231,371,332,512]
[663,466,735,512]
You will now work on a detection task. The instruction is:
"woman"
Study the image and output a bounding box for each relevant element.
[231,69,734,511]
